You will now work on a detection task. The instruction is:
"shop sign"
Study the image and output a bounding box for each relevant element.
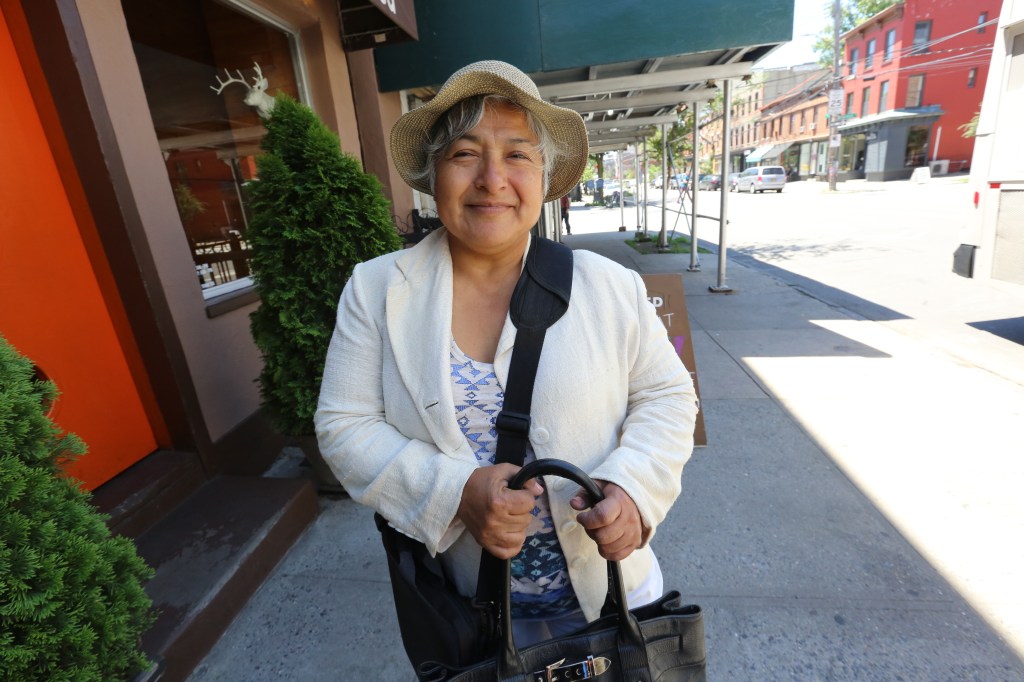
[641,274,707,447]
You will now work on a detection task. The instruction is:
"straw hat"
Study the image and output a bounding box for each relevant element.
[390,60,589,202]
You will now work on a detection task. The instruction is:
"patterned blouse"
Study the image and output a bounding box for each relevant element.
[450,341,580,618]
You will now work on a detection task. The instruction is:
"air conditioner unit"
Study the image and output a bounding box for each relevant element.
[931,159,949,176]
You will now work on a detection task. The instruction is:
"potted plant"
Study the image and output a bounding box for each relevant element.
[0,334,155,680]
[247,94,402,492]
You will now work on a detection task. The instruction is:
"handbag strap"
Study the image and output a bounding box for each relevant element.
[474,236,573,607]
[502,460,652,680]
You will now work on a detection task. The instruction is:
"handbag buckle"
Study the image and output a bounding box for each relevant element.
[535,655,611,681]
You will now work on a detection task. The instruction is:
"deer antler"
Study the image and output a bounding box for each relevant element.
[210,68,250,95]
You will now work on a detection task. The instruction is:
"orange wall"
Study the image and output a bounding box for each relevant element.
[0,8,157,489]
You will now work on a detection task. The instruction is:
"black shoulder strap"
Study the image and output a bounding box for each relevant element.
[477,236,572,603]
[493,237,572,468]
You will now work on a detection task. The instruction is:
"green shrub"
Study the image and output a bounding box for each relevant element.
[248,93,402,437]
[0,334,154,680]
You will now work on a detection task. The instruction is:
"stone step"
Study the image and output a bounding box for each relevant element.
[134,475,318,682]
[92,450,206,540]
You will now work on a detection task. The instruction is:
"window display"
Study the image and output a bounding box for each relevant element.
[123,0,302,297]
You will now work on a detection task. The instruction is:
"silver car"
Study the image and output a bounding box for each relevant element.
[736,166,786,193]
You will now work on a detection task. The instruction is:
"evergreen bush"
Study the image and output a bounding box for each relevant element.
[0,334,154,681]
[248,93,402,437]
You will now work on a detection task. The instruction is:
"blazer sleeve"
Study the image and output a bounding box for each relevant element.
[588,269,699,543]
[314,263,477,555]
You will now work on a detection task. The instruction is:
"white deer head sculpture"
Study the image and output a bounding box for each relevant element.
[211,62,276,118]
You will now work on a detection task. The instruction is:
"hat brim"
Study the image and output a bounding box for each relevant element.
[390,70,589,203]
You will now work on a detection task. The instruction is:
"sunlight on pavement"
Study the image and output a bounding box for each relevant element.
[742,318,1024,656]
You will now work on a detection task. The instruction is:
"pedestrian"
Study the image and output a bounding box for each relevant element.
[315,60,698,664]
[560,193,571,235]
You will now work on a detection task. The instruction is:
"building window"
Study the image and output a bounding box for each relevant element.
[978,11,988,33]
[866,39,876,70]
[846,91,855,115]
[905,125,929,167]
[912,20,932,54]
[879,80,890,112]
[799,109,805,131]
[123,0,305,298]
[968,68,978,88]
[884,29,896,61]
[906,74,925,107]
[849,47,859,76]
[861,87,871,117]
[789,113,795,133]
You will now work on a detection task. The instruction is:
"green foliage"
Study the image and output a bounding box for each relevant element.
[0,334,154,681]
[814,0,899,67]
[959,111,980,139]
[248,94,402,436]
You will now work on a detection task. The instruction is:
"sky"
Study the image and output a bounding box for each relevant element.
[755,0,832,69]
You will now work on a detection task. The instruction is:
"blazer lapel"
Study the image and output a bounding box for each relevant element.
[386,231,468,456]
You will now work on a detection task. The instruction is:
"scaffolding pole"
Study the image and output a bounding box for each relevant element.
[710,78,734,294]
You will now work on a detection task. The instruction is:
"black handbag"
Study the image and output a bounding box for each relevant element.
[375,236,574,674]
[417,459,707,682]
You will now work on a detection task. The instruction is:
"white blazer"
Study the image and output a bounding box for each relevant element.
[315,229,698,620]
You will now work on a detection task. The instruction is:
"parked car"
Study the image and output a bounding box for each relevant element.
[697,174,721,191]
[727,172,741,191]
[598,179,630,205]
[736,165,786,193]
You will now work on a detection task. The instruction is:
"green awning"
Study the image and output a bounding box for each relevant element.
[745,144,777,163]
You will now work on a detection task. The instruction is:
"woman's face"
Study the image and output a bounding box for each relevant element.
[434,101,544,258]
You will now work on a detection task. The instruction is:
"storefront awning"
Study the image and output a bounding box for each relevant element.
[837,106,943,135]
[766,141,793,159]
[745,143,777,163]
[338,0,418,51]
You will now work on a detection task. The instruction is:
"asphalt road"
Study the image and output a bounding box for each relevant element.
[583,176,1024,387]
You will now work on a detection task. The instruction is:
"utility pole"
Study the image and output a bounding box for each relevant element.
[827,0,842,191]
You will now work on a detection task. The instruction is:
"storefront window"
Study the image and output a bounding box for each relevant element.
[839,135,864,172]
[123,0,303,297]
[905,126,929,167]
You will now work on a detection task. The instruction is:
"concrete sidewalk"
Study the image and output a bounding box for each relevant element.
[188,202,1024,681]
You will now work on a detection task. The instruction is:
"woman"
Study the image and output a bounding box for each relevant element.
[315,60,697,648]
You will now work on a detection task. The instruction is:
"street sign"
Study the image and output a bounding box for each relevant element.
[828,88,844,117]
[830,134,842,148]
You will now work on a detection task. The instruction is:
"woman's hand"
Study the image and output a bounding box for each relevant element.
[570,481,644,561]
[457,464,543,560]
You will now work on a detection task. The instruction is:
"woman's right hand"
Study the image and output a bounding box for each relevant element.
[456,464,543,559]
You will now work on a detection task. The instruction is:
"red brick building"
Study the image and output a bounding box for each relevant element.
[837,0,998,180]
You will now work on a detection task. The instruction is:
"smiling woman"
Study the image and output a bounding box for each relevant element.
[314,60,698,675]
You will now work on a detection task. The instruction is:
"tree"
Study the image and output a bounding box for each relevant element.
[959,111,980,138]
[814,0,899,68]
[248,94,403,438]
[0,334,154,680]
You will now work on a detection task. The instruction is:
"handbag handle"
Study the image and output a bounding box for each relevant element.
[502,459,649,678]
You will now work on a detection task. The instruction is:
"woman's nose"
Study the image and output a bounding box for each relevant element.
[475,154,507,192]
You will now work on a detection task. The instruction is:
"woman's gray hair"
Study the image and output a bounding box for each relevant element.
[412,95,562,196]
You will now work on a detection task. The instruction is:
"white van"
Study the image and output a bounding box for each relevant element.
[954,0,1024,285]
[736,166,786,193]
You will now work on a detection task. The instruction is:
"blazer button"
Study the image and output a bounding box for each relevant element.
[532,427,550,444]
[561,520,577,535]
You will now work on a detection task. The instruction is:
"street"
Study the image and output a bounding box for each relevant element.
[577,177,1024,386]
[568,178,1024,666]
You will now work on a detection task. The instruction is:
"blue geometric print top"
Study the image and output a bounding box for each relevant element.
[450,342,580,618]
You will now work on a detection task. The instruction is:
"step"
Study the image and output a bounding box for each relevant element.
[91,450,206,540]
[134,475,318,682]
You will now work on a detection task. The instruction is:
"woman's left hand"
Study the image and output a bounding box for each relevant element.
[570,481,644,561]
